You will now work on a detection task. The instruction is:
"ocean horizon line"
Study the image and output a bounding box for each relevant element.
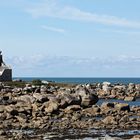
[12,77,140,84]
[13,77,140,78]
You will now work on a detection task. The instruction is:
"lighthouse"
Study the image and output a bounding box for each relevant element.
[0,51,12,81]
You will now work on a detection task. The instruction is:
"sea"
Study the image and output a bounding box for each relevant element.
[13,77,140,84]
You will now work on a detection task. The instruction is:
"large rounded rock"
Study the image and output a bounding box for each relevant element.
[102,116,117,125]
[65,105,81,113]
[0,105,4,113]
[5,105,18,116]
[75,85,98,107]
[58,94,81,108]
[127,83,135,94]
[40,85,48,93]
[131,135,140,140]
[12,88,22,93]
[114,85,126,90]
[115,103,130,112]
[44,101,59,113]
[128,83,135,89]
[100,102,115,114]
[75,86,89,97]
[124,96,135,101]
[83,105,101,115]
[102,82,111,91]
[101,102,114,110]
[81,94,98,107]
[33,93,48,103]
[15,95,35,104]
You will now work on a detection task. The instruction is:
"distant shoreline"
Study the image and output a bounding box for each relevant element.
[13,77,140,84]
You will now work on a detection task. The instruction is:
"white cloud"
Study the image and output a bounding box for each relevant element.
[26,0,140,28]
[98,29,140,35]
[5,54,140,77]
[41,25,65,33]
[6,55,140,69]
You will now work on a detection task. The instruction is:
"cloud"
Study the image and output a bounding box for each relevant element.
[98,29,140,35]
[5,54,140,77]
[26,0,140,28]
[41,25,65,33]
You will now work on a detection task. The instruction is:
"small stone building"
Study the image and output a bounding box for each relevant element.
[0,52,12,81]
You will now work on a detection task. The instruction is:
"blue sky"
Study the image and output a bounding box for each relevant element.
[0,0,140,77]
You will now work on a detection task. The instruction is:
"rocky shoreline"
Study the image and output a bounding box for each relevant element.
[0,80,139,139]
